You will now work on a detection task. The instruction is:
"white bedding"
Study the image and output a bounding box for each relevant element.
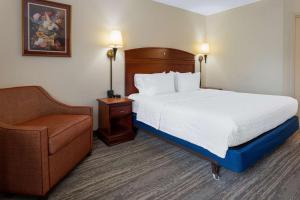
[129,89,298,158]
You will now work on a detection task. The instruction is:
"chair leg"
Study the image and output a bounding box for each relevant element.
[86,151,92,157]
[211,162,220,180]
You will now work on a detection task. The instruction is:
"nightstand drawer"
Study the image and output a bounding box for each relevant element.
[110,105,131,118]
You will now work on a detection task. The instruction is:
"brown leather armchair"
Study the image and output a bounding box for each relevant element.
[0,86,93,197]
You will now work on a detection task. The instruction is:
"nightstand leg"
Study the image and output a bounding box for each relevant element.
[133,127,139,134]
[86,151,92,157]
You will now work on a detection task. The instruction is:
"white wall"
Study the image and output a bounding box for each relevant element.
[206,0,285,95]
[0,0,206,129]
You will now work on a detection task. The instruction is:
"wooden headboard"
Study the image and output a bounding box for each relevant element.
[125,47,195,96]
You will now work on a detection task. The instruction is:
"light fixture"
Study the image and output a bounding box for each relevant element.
[199,43,210,88]
[107,30,123,98]
[199,43,210,63]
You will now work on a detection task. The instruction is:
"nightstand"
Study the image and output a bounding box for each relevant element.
[97,98,135,146]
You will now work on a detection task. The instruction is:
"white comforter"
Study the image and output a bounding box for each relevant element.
[129,90,298,158]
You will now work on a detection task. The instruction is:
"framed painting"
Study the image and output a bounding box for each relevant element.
[22,0,71,57]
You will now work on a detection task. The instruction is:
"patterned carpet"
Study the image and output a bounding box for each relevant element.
[2,130,300,200]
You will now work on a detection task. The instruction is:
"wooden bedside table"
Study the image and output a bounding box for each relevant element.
[97,98,135,146]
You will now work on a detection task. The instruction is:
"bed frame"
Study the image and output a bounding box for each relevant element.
[125,47,299,180]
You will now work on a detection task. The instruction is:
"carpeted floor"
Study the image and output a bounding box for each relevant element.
[2,130,300,200]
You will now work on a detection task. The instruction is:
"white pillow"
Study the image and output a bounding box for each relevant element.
[171,72,191,91]
[134,72,165,91]
[175,72,200,92]
[134,72,175,96]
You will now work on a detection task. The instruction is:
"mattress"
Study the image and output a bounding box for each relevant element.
[129,89,298,158]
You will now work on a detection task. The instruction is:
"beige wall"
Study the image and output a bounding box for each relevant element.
[0,0,206,129]
[294,17,300,112]
[2,0,299,129]
[283,0,300,96]
[206,0,300,96]
[206,0,285,95]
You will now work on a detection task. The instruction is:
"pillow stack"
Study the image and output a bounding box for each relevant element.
[134,71,201,96]
[134,72,175,96]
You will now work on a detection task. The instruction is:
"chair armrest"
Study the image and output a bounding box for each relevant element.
[35,86,93,116]
[56,105,93,116]
[0,122,50,195]
[44,94,93,116]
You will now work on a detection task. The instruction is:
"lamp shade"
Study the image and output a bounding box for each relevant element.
[200,43,210,54]
[109,30,123,48]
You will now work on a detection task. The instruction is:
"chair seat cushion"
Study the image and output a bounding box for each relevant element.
[19,115,92,154]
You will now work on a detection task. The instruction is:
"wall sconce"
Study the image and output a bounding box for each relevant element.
[199,43,210,63]
[107,30,123,98]
[199,43,210,88]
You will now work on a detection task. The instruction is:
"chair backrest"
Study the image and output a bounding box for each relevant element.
[0,86,58,124]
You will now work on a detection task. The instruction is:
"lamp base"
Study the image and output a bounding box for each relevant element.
[107,90,115,98]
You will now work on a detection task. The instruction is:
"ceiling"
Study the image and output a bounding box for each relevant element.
[153,0,259,16]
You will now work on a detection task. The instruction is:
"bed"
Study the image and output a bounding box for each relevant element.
[125,47,299,179]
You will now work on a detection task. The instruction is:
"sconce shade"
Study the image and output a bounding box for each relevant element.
[109,30,123,48]
[200,43,210,54]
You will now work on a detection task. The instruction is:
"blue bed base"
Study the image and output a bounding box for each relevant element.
[133,113,299,173]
